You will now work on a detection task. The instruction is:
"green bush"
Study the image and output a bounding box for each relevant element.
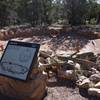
[90,18,97,25]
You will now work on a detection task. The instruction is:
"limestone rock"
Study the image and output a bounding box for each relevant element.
[88,88,100,97]
[89,68,100,75]
[95,82,100,89]
[46,57,57,64]
[77,76,87,84]
[58,70,76,80]
[83,70,91,77]
[74,63,81,70]
[77,78,91,88]
[38,57,46,64]
[89,74,100,83]
[0,73,47,100]
[76,52,96,61]
[0,52,3,59]
[96,54,100,71]
[83,68,99,77]
[39,50,51,58]
[65,70,76,79]
[56,50,75,59]
[61,60,75,70]
[67,60,74,64]
[79,79,91,88]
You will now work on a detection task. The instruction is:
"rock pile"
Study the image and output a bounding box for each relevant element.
[0,42,100,98]
[0,25,100,99]
[38,51,100,98]
[0,25,100,40]
[0,25,61,40]
[0,42,100,97]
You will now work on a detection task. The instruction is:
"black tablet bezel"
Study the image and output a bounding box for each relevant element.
[0,40,40,81]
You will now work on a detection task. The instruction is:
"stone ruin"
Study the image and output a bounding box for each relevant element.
[0,25,100,99]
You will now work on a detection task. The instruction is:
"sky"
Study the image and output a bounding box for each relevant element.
[97,0,100,3]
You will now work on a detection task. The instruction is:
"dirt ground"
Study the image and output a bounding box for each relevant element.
[0,32,100,100]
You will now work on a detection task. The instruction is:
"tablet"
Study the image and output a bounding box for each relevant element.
[0,41,40,81]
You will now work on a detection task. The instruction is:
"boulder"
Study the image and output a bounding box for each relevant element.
[88,88,100,97]
[0,72,47,100]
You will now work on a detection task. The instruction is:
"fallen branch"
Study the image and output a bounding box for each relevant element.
[69,58,98,70]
